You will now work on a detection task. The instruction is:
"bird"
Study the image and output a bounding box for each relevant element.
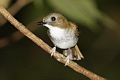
[37,12,84,65]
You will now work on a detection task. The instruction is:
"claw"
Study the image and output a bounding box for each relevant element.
[50,46,56,56]
[65,55,70,66]
[65,48,71,66]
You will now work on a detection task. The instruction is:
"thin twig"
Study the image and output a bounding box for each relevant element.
[0,18,41,47]
[0,0,33,25]
[0,6,107,80]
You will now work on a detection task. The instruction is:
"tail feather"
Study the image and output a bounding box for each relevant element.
[74,45,84,59]
[63,45,84,60]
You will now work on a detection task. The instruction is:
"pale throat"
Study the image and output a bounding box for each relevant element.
[44,24,66,38]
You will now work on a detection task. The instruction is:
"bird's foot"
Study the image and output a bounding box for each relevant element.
[65,55,70,66]
[64,48,71,66]
[50,46,56,56]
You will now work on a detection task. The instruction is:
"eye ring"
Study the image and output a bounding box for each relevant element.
[51,17,56,21]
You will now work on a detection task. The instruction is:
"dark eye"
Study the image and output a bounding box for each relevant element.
[51,17,56,21]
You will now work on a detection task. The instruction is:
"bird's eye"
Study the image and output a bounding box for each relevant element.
[51,17,56,21]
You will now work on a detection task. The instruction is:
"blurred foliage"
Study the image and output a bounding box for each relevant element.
[33,0,118,31]
[0,0,10,8]
[47,0,100,31]
[0,0,120,80]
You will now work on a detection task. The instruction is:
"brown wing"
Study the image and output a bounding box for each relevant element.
[69,21,80,38]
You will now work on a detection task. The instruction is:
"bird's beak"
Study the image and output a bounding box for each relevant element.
[37,21,47,25]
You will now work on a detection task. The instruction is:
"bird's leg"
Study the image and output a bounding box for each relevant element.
[50,46,56,56]
[65,48,71,66]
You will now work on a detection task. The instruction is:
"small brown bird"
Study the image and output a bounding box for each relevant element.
[37,13,84,65]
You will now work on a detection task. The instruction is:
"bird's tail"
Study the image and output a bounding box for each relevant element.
[63,45,84,60]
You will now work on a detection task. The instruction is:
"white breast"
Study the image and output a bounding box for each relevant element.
[45,24,65,38]
[44,24,78,49]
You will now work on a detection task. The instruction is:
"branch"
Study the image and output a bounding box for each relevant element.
[0,18,41,47]
[0,0,33,25]
[0,6,107,80]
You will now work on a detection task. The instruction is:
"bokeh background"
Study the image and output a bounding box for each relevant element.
[0,0,120,80]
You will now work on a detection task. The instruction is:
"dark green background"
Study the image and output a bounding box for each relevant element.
[0,0,120,80]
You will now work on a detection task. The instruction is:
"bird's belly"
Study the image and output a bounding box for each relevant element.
[53,38,78,49]
[48,27,78,49]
